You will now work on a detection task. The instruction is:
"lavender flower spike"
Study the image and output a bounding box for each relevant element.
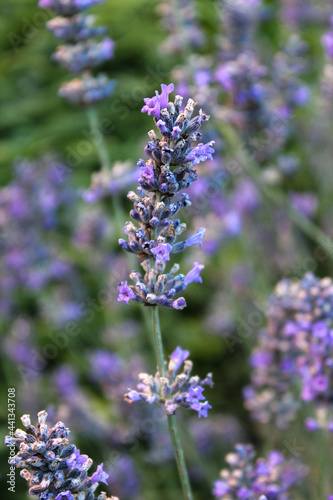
[213,444,307,500]
[4,411,119,500]
[118,83,214,310]
[124,346,213,418]
[40,0,115,105]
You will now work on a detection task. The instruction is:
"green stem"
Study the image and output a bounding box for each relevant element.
[85,106,123,233]
[318,428,329,498]
[168,415,194,500]
[221,124,333,260]
[151,307,194,500]
[151,306,166,377]
[86,106,111,170]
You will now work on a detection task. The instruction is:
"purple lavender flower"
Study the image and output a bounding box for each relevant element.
[141,83,174,118]
[245,273,333,430]
[118,84,213,310]
[151,242,172,265]
[213,444,307,500]
[59,74,115,105]
[4,411,118,500]
[117,281,136,305]
[125,346,213,417]
[0,157,79,320]
[169,346,190,372]
[91,463,109,485]
[185,227,206,247]
[53,38,114,73]
[186,142,215,165]
[184,262,204,285]
[40,0,115,104]
[56,492,74,500]
[39,0,104,16]
[47,14,107,42]
[322,31,333,59]
[67,449,89,470]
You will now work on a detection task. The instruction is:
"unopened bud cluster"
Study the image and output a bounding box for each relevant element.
[125,346,213,418]
[4,411,117,500]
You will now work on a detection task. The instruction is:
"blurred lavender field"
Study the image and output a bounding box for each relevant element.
[2,1,333,500]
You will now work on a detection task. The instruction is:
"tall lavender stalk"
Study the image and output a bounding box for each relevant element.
[39,0,125,230]
[39,0,114,177]
[117,83,215,499]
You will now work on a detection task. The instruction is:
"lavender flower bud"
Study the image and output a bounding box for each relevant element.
[4,412,119,500]
[124,346,213,417]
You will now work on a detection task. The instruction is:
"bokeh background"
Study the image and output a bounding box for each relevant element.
[2,0,333,499]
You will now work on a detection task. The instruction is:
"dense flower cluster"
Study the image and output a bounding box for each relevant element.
[213,443,307,500]
[4,411,118,500]
[39,0,114,104]
[125,346,213,417]
[244,273,333,430]
[117,83,214,310]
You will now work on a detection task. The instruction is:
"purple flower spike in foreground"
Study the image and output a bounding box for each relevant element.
[213,444,307,500]
[118,84,214,310]
[4,411,118,500]
[124,346,213,418]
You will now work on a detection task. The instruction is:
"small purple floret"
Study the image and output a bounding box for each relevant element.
[184,261,204,285]
[55,492,74,500]
[151,242,172,265]
[117,281,136,305]
[141,83,175,119]
[186,141,215,165]
[169,346,190,372]
[67,449,88,470]
[184,228,206,248]
[91,463,109,485]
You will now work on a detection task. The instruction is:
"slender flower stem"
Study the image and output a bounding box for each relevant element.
[151,306,166,377]
[86,106,124,234]
[86,106,111,171]
[318,423,331,498]
[168,415,194,500]
[220,124,333,260]
[151,307,194,500]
